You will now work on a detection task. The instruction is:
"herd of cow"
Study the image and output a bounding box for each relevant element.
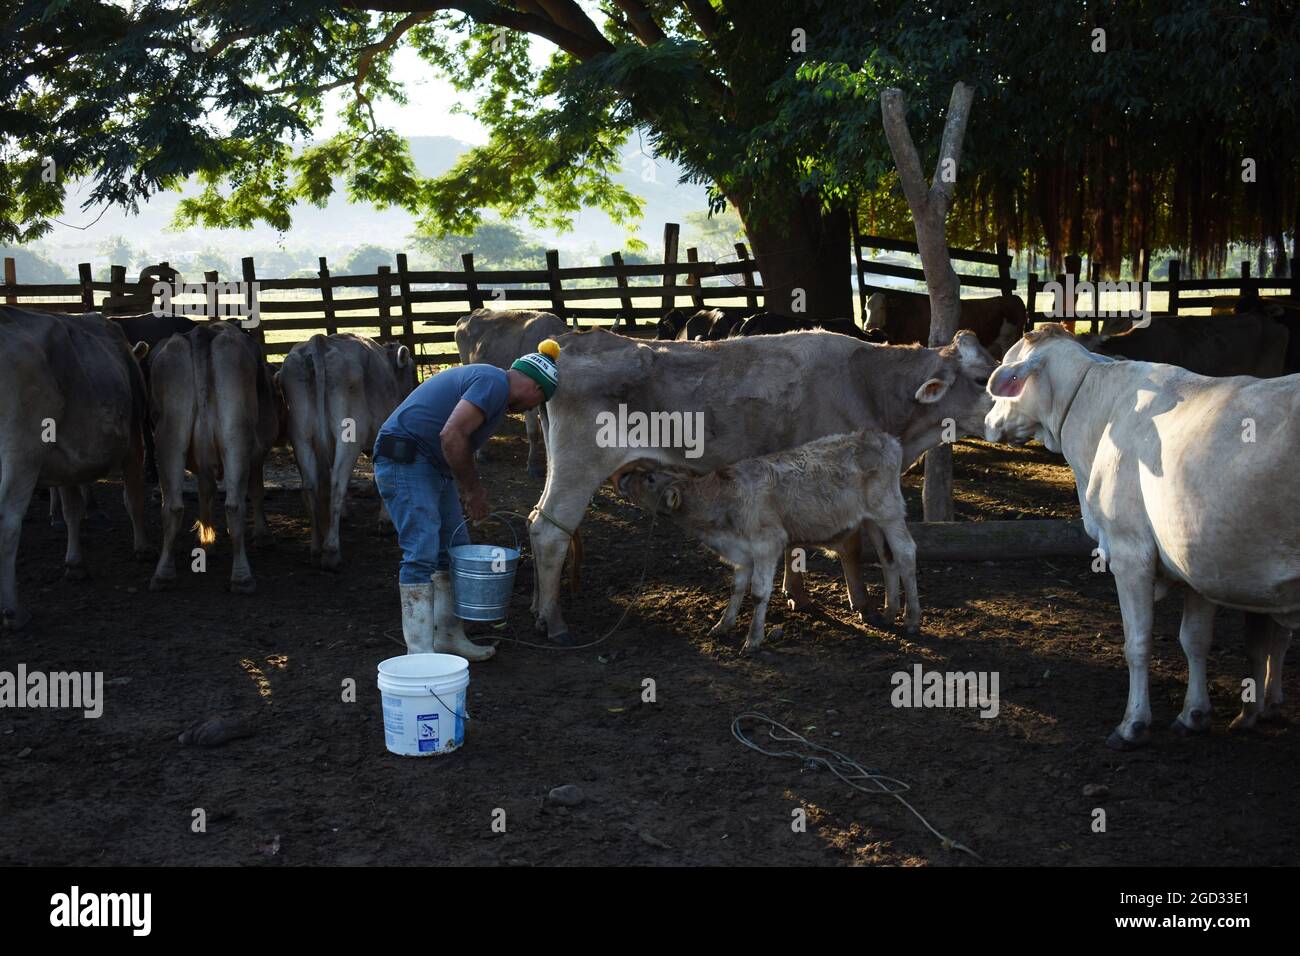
[0,287,1296,749]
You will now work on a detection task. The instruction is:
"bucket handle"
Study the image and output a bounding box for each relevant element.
[452,511,520,553]
[426,686,471,722]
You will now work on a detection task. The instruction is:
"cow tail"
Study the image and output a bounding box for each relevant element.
[191,328,217,547]
[311,334,332,467]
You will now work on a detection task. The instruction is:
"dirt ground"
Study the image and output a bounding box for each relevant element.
[0,417,1295,867]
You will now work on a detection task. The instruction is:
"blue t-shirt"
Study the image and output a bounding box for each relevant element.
[377,364,510,473]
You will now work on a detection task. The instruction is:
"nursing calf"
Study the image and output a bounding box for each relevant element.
[615,430,918,651]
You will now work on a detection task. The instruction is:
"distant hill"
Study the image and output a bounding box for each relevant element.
[33,135,711,272]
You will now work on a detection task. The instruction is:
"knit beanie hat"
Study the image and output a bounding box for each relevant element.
[510,339,560,400]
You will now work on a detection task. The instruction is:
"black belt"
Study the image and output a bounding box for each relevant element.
[374,433,421,464]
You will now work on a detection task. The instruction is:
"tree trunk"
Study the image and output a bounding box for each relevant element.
[735,193,854,320]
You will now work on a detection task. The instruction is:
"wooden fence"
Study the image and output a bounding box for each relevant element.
[0,223,766,369]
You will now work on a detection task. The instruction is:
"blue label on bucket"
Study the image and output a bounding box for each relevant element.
[417,712,440,753]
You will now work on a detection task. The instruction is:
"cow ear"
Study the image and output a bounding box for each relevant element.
[988,353,1045,399]
[664,486,682,511]
[131,341,150,362]
[914,376,952,404]
[395,345,412,368]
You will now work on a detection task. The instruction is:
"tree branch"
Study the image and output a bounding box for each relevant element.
[930,80,974,210]
[613,0,668,45]
[354,11,433,95]
[682,0,720,39]
[879,87,930,216]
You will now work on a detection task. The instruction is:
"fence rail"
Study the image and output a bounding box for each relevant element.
[0,223,769,368]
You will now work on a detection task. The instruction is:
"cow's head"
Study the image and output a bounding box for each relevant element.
[384,343,417,398]
[984,323,1089,451]
[656,310,687,341]
[899,330,996,456]
[611,458,698,515]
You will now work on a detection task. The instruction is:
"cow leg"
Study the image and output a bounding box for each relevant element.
[249,456,274,550]
[150,449,188,592]
[322,442,362,570]
[833,529,873,624]
[1172,591,1216,735]
[709,561,751,639]
[1107,560,1156,749]
[782,547,812,610]
[81,483,110,529]
[742,546,782,654]
[1232,613,1278,732]
[223,453,256,594]
[862,520,900,624]
[121,425,150,560]
[1261,625,1292,724]
[877,516,920,634]
[524,407,545,479]
[0,466,41,629]
[49,486,64,529]
[59,485,88,580]
[529,472,603,646]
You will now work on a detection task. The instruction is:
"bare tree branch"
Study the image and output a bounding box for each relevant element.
[355,11,434,96]
[931,81,974,210]
[880,87,931,216]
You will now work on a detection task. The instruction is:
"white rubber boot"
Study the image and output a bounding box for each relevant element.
[433,570,495,662]
[399,583,435,654]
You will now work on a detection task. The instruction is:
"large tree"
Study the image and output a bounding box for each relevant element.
[3,0,1299,314]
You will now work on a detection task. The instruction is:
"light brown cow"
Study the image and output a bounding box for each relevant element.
[277,333,416,569]
[0,307,150,629]
[455,308,568,477]
[615,429,918,651]
[529,328,995,646]
[148,322,281,593]
[867,291,1027,357]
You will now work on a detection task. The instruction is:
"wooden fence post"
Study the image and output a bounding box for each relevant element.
[318,256,337,336]
[546,249,568,325]
[78,262,94,311]
[734,242,758,310]
[1137,247,1150,318]
[241,257,263,341]
[203,269,219,322]
[396,253,416,354]
[661,222,680,315]
[2,257,13,305]
[1240,260,1251,300]
[108,265,126,315]
[1063,254,1081,332]
[462,252,485,312]
[996,236,1013,296]
[1167,259,1181,315]
[685,247,705,309]
[610,251,634,329]
[1027,273,1039,327]
[1291,257,1299,298]
[377,265,393,341]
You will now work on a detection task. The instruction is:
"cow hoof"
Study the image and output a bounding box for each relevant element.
[230,577,257,595]
[1258,707,1289,726]
[1,607,32,631]
[741,640,764,655]
[1105,726,1149,751]
[1170,715,1210,737]
[149,573,176,592]
[1228,712,1260,734]
[527,466,545,480]
[63,563,88,581]
[547,629,576,647]
[320,549,342,572]
[862,609,887,628]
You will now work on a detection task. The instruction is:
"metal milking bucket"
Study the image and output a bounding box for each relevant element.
[447,513,520,621]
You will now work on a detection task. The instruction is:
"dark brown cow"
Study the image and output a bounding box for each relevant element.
[1077,312,1290,379]
[866,291,1027,357]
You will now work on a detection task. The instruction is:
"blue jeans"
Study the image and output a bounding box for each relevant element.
[374,458,470,584]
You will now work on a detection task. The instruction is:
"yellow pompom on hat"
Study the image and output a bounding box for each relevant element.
[511,339,561,400]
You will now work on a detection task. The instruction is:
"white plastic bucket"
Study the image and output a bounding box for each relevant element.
[377,653,470,757]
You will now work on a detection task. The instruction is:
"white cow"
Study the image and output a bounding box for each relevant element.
[985,324,1298,748]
